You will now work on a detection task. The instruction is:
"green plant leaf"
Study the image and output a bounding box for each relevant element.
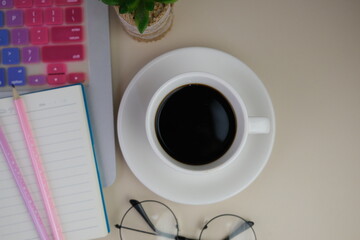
[126,0,141,12]
[101,0,121,5]
[115,0,129,13]
[118,0,126,6]
[119,3,129,14]
[145,0,155,11]
[135,0,149,33]
[156,0,177,3]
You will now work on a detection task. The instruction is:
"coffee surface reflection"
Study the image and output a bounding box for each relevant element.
[155,84,237,165]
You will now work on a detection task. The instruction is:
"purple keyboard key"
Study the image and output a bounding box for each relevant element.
[0,0,13,9]
[22,46,40,63]
[28,75,46,85]
[6,9,23,26]
[11,28,29,45]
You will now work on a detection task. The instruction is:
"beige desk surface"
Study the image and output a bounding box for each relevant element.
[100,0,360,239]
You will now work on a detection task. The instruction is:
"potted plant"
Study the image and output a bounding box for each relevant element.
[101,0,178,42]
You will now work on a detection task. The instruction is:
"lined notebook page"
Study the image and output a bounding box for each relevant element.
[0,85,109,240]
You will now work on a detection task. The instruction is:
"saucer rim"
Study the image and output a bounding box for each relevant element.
[117,47,276,205]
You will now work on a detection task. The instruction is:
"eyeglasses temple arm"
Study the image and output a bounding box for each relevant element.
[115,224,157,236]
[222,221,254,240]
[115,224,196,240]
[176,236,198,240]
[130,199,157,232]
[128,200,197,240]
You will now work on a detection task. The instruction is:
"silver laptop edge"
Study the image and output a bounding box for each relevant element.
[86,0,116,187]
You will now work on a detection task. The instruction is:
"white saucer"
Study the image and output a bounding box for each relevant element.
[117,47,275,205]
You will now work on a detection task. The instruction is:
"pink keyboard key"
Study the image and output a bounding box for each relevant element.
[25,9,43,26]
[68,72,85,83]
[42,44,84,62]
[47,63,66,74]
[55,0,82,6]
[30,27,48,44]
[15,0,33,8]
[51,26,83,43]
[65,7,82,24]
[44,7,63,25]
[47,74,66,85]
[34,0,53,7]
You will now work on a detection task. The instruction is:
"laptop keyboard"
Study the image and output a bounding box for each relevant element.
[0,0,88,91]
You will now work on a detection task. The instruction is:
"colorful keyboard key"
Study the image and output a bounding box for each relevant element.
[6,9,23,26]
[55,0,82,6]
[24,8,43,26]
[28,75,46,85]
[47,74,66,85]
[0,29,9,45]
[0,68,5,86]
[0,0,13,9]
[68,72,85,83]
[34,0,53,7]
[44,7,63,25]
[2,48,20,64]
[11,28,29,45]
[65,7,82,24]
[30,27,48,44]
[0,11,4,26]
[22,46,40,63]
[42,44,84,62]
[14,0,33,8]
[47,63,66,74]
[8,66,26,86]
[51,26,83,43]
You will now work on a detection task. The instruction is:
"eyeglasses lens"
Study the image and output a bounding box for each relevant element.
[199,214,256,240]
[119,201,179,240]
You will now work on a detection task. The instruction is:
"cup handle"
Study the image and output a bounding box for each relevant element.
[248,117,270,134]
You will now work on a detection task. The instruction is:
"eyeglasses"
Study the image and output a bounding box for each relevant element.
[115,199,257,240]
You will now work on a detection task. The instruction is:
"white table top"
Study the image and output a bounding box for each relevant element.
[100,0,360,239]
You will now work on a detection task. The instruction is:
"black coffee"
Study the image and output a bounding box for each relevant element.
[155,84,236,166]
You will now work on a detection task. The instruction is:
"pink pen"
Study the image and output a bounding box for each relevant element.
[12,86,65,240]
[0,126,50,240]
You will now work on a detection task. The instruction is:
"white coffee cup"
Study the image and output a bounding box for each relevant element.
[145,72,270,174]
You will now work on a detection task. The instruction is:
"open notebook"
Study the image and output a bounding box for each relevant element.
[0,84,109,240]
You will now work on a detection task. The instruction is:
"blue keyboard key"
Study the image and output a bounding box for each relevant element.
[2,48,20,64]
[0,11,4,27]
[0,29,9,46]
[8,67,26,86]
[0,68,5,87]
